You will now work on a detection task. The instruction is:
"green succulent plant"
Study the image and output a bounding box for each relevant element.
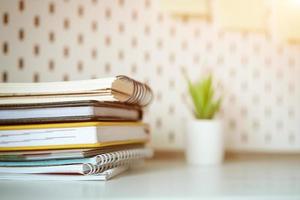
[185,74,222,119]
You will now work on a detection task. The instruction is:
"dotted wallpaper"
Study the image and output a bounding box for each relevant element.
[0,0,300,152]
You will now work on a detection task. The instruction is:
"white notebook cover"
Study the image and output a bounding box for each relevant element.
[0,166,128,181]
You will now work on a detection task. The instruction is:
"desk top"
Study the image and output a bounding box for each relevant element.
[1,156,300,200]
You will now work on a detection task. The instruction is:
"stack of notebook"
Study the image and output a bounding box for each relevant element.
[0,75,153,180]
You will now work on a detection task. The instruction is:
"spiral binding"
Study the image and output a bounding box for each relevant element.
[83,148,153,175]
[117,75,153,107]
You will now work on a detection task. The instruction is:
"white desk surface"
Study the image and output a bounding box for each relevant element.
[0,156,300,200]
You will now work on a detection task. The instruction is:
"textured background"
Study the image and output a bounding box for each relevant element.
[0,0,300,152]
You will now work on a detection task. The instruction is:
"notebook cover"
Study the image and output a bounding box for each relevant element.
[0,115,142,125]
[0,100,141,109]
[0,148,153,166]
[0,121,145,130]
[0,166,128,181]
[0,101,142,125]
[0,143,145,161]
[0,140,147,151]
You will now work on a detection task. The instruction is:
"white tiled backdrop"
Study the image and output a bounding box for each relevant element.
[0,0,300,152]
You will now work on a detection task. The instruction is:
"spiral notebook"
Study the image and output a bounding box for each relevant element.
[0,148,152,166]
[0,143,144,161]
[0,75,153,107]
[0,148,153,174]
[0,166,128,181]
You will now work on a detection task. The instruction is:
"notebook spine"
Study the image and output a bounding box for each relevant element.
[83,148,153,175]
[117,76,153,106]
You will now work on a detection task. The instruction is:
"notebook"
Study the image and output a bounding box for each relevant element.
[0,166,128,181]
[0,149,153,174]
[0,122,149,151]
[0,148,153,166]
[0,75,153,106]
[0,101,142,125]
[0,143,144,161]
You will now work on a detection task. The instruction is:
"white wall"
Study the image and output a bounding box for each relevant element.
[0,0,300,152]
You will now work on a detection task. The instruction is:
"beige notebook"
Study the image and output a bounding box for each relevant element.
[0,122,149,151]
[0,75,153,107]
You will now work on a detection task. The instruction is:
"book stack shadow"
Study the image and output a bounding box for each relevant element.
[0,76,153,180]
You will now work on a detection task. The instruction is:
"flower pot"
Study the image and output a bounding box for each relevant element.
[186,120,224,165]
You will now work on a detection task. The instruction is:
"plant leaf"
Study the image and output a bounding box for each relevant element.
[185,74,222,119]
[187,78,202,118]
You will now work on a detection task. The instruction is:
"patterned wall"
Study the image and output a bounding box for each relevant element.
[0,0,300,152]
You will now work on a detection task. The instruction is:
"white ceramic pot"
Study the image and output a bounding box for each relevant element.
[186,120,224,165]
